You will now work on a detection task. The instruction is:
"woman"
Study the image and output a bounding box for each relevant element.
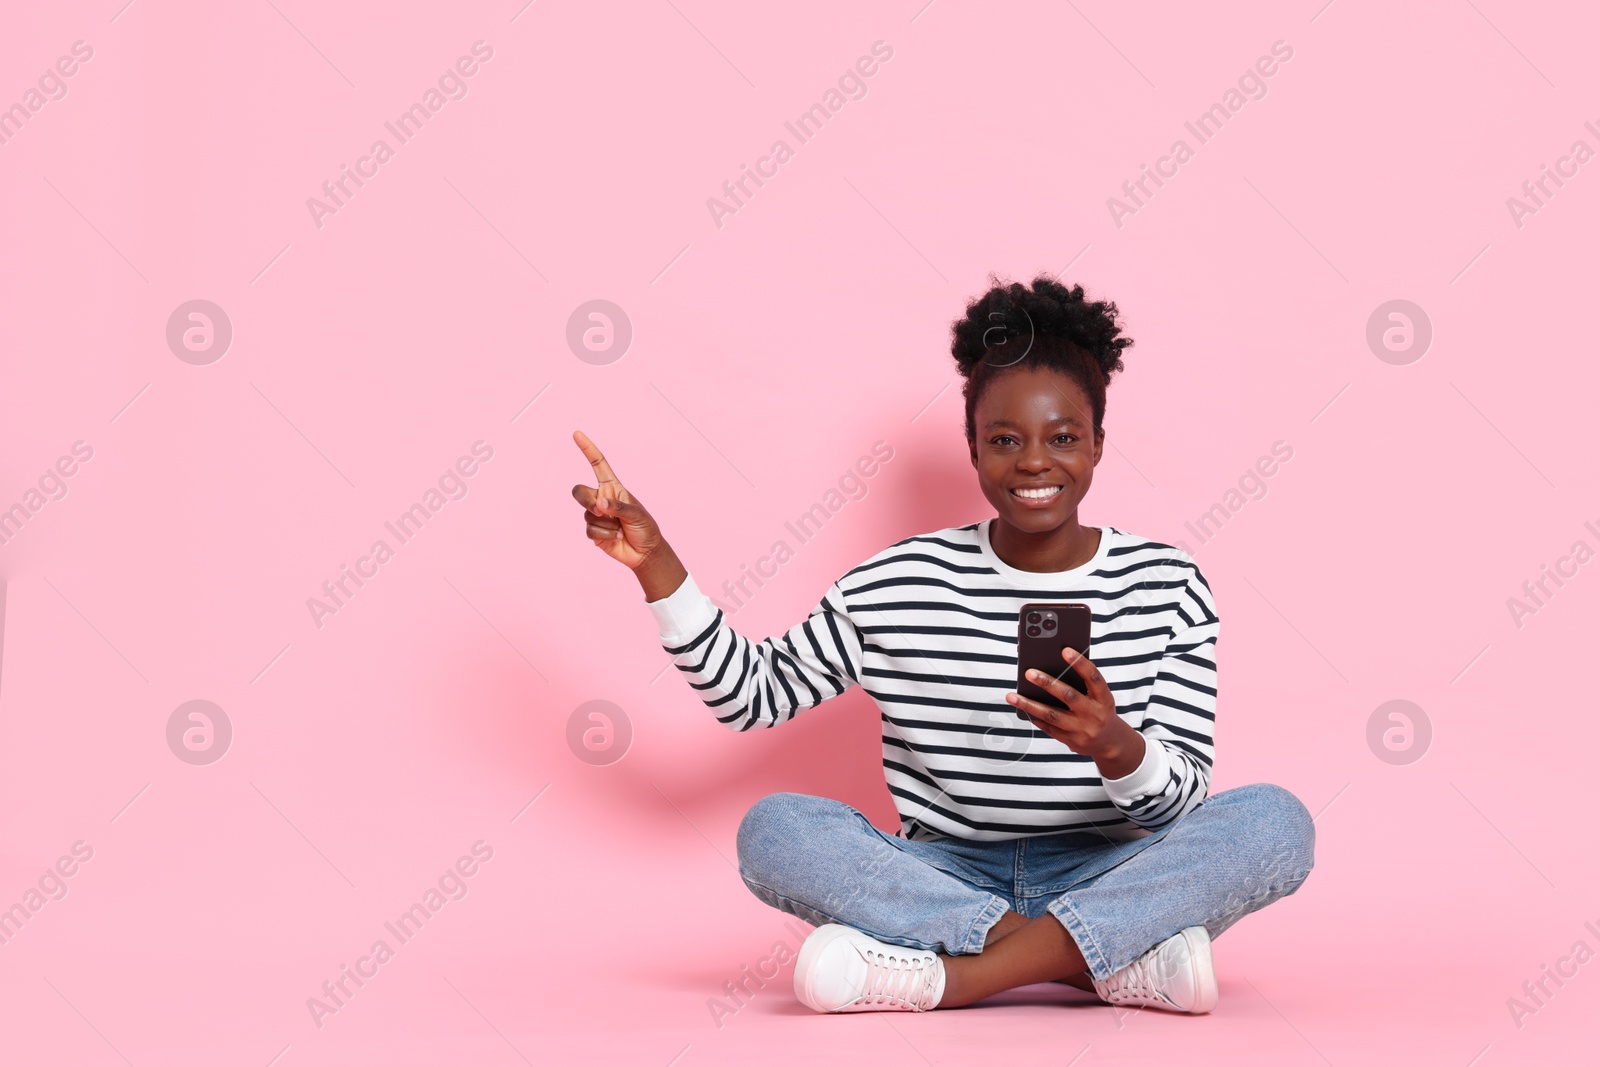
[570,275,1314,1015]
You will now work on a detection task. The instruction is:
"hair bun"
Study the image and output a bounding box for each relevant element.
[950,274,1131,384]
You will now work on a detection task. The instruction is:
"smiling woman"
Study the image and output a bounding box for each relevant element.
[572,273,1315,1020]
[954,277,1127,575]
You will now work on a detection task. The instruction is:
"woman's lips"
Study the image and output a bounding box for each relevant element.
[1010,485,1064,508]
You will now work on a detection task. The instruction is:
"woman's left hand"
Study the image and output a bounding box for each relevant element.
[1006,647,1146,780]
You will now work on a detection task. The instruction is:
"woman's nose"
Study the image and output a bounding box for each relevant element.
[1018,448,1052,471]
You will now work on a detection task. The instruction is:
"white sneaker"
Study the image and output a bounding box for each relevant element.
[1092,926,1217,1014]
[793,924,947,1013]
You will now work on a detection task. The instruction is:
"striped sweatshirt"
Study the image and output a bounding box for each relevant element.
[647,518,1219,842]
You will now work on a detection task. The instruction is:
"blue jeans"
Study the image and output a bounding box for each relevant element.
[735,784,1315,981]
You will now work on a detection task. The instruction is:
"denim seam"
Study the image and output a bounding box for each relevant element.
[960,894,1011,956]
[1046,894,1113,981]
[739,876,835,927]
[1014,838,1026,909]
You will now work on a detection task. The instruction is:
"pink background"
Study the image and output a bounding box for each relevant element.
[2,1,1597,1063]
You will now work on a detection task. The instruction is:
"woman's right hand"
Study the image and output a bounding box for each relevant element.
[570,429,666,572]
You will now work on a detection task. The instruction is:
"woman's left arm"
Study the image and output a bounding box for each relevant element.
[1007,571,1219,832]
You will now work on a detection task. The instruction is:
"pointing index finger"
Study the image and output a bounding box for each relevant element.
[572,429,622,486]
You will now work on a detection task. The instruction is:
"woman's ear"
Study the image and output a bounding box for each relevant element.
[1092,428,1105,467]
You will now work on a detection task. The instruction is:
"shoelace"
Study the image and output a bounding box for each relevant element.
[857,947,939,1010]
[1095,952,1175,1006]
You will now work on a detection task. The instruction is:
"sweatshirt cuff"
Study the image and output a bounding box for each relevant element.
[1101,732,1171,804]
[645,570,719,645]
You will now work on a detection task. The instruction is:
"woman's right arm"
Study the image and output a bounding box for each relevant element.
[645,569,862,730]
[571,430,862,731]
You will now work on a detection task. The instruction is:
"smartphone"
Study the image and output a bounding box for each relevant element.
[1016,603,1092,718]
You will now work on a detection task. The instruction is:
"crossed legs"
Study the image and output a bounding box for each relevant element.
[735,785,1315,1007]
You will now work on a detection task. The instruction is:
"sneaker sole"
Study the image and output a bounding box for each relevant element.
[793,924,857,1013]
[1178,926,1218,1014]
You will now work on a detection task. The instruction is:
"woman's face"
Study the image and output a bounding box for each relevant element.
[969,366,1104,531]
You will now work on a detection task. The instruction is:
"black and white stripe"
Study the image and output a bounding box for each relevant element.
[653,520,1218,842]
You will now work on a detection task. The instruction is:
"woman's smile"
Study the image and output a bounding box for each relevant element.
[1009,484,1064,507]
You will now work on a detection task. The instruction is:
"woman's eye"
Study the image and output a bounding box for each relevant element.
[991,434,1076,446]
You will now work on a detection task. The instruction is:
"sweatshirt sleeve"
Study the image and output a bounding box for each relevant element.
[646,570,862,731]
[1103,561,1219,831]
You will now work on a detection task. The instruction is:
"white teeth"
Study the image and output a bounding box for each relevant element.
[1013,486,1062,499]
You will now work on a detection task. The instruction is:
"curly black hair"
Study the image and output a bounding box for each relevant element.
[950,274,1133,442]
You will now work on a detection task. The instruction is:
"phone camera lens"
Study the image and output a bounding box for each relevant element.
[1026,625,1041,637]
[1026,612,1041,624]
